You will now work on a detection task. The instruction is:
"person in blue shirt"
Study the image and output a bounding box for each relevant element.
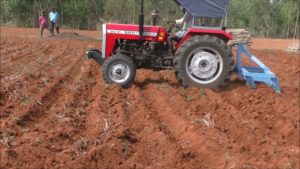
[49,8,59,35]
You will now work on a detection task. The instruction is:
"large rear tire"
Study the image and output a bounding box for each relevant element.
[102,53,136,88]
[174,35,234,90]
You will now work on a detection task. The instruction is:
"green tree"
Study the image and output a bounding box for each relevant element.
[0,0,299,38]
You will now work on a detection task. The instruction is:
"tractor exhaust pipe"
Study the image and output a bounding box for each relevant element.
[151,0,159,26]
[138,0,144,42]
[151,10,159,26]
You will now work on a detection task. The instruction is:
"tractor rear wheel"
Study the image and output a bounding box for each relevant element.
[102,53,136,88]
[174,35,234,90]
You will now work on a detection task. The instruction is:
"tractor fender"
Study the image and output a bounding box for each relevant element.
[177,28,233,48]
[86,48,104,65]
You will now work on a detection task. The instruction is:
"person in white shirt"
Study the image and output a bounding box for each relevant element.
[167,8,193,56]
[49,8,59,35]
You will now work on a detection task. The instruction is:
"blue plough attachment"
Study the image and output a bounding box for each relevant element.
[235,43,281,93]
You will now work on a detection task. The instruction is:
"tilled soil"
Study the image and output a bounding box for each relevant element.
[0,27,299,169]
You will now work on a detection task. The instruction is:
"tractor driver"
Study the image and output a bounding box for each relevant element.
[167,8,193,56]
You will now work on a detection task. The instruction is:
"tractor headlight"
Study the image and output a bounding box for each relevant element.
[157,31,166,42]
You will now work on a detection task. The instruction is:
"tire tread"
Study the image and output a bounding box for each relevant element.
[174,35,234,90]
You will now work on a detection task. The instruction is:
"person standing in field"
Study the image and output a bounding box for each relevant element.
[39,11,49,38]
[49,8,59,35]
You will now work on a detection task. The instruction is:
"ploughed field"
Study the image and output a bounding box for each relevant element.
[0,27,299,169]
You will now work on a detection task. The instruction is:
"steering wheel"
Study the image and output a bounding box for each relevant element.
[165,20,182,33]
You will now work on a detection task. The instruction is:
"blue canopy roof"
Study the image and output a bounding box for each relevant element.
[176,0,229,18]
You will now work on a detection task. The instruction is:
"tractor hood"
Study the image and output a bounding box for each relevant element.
[175,0,229,18]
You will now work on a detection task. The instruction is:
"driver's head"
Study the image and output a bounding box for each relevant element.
[180,6,186,14]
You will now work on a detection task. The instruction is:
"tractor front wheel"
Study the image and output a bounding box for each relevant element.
[175,35,234,90]
[102,53,136,88]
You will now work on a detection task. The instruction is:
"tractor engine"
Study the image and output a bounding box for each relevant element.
[102,23,171,69]
[118,39,171,69]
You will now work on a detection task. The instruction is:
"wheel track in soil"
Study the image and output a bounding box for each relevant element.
[136,70,286,166]
[204,90,265,163]
[70,84,185,168]
[0,51,59,94]
[53,80,136,168]
[71,81,119,168]
[6,40,62,73]
[171,63,298,167]
[123,86,181,168]
[47,60,104,138]
[39,60,100,147]
[92,84,131,140]
[1,43,59,110]
[77,71,225,168]
[10,41,54,64]
[1,41,34,63]
[55,76,184,168]
[39,61,106,168]
[140,81,281,168]
[79,65,107,138]
[71,73,244,168]
[139,83,230,168]
[1,40,60,84]
[13,48,87,127]
[0,42,72,112]
[126,85,187,168]
[0,39,32,58]
[36,60,98,130]
[1,48,35,68]
[205,90,297,167]
[121,86,181,168]
[1,38,101,167]
[1,39,73,72]
[1,56,102,169]
[0,38,15,50]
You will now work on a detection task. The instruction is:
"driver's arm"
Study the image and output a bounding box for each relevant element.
[182,12,192,24]
[175,17,184,25]
[175,12,191,27]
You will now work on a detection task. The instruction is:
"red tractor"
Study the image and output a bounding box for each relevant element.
[87,0,234,90]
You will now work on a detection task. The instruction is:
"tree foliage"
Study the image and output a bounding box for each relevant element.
[227,0,300,38]
[1,0,299,38]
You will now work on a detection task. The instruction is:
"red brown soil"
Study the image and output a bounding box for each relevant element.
[251,38,299,51]
[0,27,299,169]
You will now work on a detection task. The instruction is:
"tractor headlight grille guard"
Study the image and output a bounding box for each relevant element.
[102,24,107,59]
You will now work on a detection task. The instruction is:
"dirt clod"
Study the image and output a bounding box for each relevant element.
[118,129,139,144]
